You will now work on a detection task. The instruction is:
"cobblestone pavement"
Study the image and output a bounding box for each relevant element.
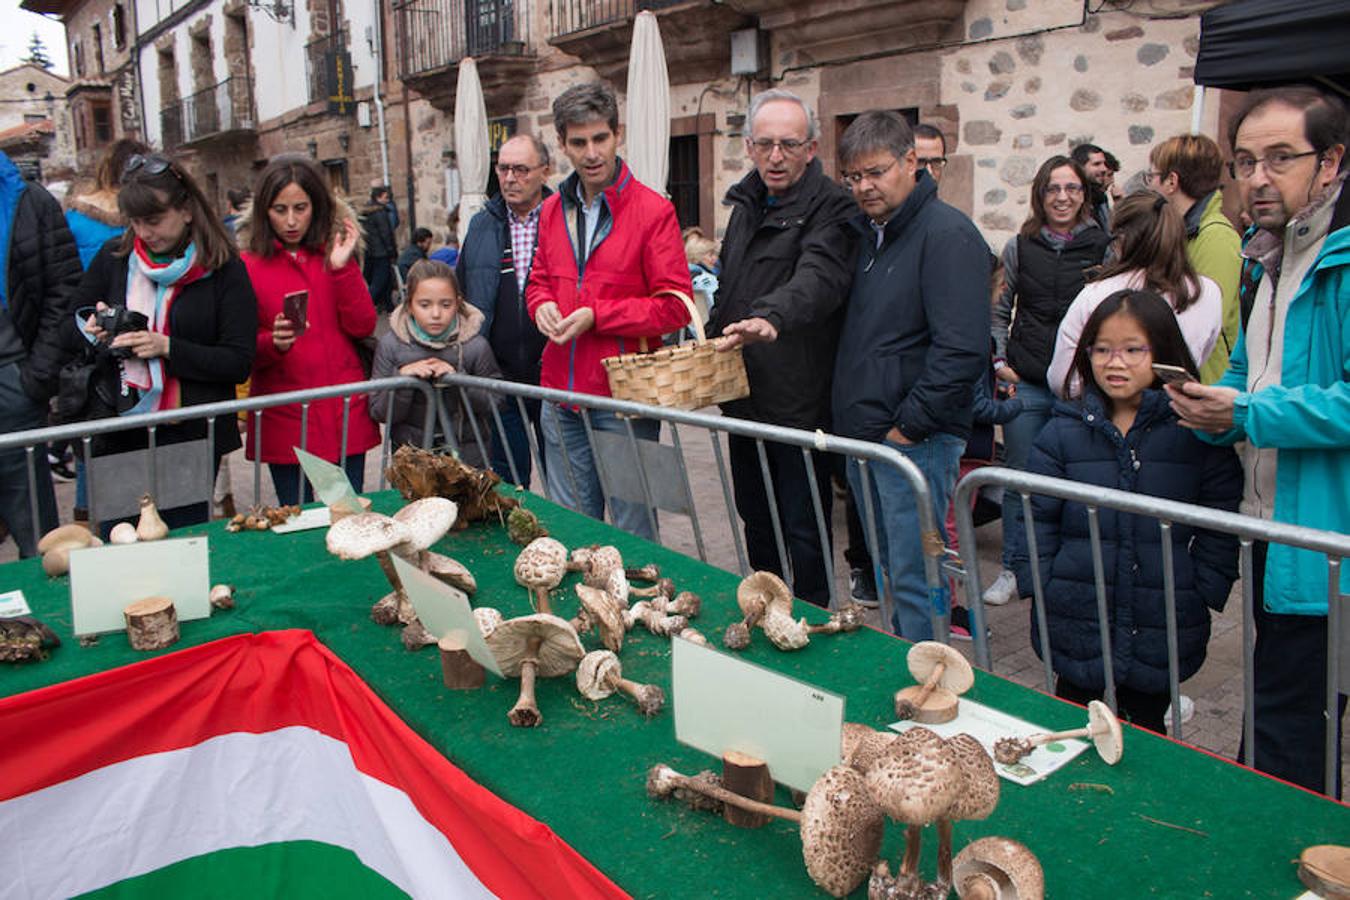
[8,404,1346,780]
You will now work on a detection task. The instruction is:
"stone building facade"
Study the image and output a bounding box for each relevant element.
[0,63,76,181]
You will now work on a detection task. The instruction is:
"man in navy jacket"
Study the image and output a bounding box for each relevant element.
[832,112,990,639]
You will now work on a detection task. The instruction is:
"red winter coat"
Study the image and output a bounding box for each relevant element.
[525,161,693,397]
[242,242,381,464]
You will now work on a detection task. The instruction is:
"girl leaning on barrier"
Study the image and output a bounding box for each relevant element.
[1014,289,1241,734]
[240,155,381,506]
[72,152,257,530]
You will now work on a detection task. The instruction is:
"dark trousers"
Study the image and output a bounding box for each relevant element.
[489,395,545,487]
[1056,676,1170,736]
[1241,542,1346,798]
[364,256,393,312]
[728,434,833,607]
[269,454,367,506]
[843,476,875,573]
[0,362,58,557]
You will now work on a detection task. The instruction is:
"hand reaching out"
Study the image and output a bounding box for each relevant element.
[714,316,778,351]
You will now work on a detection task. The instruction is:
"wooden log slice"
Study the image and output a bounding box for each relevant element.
[124,596,179,651]
[721,750,775,829]
[439,634,486,690]
[1299,845,1350,899]
[895,685,960,724]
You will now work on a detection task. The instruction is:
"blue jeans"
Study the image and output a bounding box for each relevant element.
[848,432,964,640]
[999,380,1055,571]
[0,362,57,557]
[269,454,367,506]
[489,395,545,487]
[540,403,658,540]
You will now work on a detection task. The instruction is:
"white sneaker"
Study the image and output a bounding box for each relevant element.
[982,569,1017,606]
[1165,694,1195,732]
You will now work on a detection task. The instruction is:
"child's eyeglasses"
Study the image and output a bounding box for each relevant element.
[1088,344,1151,365]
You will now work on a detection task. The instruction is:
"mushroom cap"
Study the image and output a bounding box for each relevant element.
[326,513,413,560]
[737,571,793,620]
[514,538,568,591]
[800,763,886,898]
[762,609,810,650]
[474,607,503,638]
[846,730,900,776]
[484,613,585,678]
[583,545,625,588]
[907,640,975,694]
[576,584,626,653]
[953,837,1045,900]
[863,728,960,826]
[38,523,96,554]
[392,497,458,553]
[840,722,875,763]
[945,733,1000,821]
[605,567,631,608]
[576,649,621,700]
[1087,700,1124,764]
[422,551,477,594]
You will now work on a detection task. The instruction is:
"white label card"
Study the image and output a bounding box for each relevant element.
[0,590,31,618]
[69,538,211,635]
[671,636,844,793]
[393,554,503,678]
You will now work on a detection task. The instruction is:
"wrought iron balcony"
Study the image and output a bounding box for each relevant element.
[181,76,255,143]
[305,30,349,106]
[395,0,528,81]
[549,0,682,40]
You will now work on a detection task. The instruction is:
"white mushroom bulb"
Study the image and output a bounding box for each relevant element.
[575,650,665,717]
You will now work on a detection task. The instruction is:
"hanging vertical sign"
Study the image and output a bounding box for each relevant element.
[325,50,356,115]
[487,117,517,153]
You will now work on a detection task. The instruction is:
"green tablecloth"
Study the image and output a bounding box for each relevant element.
[3,491,1345,898]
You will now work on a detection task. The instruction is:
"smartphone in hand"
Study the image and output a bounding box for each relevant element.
[283,290,309,336]
[1151,363,1194,386]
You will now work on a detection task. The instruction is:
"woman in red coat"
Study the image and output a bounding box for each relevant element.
[241,155,381,504]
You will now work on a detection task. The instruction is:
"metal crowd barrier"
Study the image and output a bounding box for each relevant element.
[952,465,1350,794]
[0,377,441,530]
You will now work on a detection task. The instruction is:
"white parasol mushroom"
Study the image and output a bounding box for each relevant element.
[865,726,962,891]
[953,837,1045,900]
[894,641,975,723]
[993,699,1123,766]
[937,734,1002,888]
[326,512,415,623]
[485,613,585,727]
[513,537,568,615]
[575,649,665,716]
[571,584,627,653]
[723,572,793,650]
[474,607,503,639]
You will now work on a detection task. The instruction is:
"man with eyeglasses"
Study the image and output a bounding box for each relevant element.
[831,111,989,640]
[0,150,82,556]
[1168,86,1349,798]
[913,124,948,185]
[458,133,553,487]
[707,88,857,608]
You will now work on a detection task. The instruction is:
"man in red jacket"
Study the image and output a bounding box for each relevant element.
[526,82,691,538]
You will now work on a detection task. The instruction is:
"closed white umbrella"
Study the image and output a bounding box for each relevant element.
[624,11,670,194]
[455,57,490,243]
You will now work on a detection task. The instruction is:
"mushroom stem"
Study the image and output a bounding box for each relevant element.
[936,817,954,887]
[613,675,666,717]
[1034,723,1096,745]
[899,825,923,877]
[630,577,675,599]
[531,586,553,616]
[907,660,948,711]
[648,765,801,824]
[959,876,999,900]
[626,564,661,582]
[507,636,544,727]
[806,604,865,635]
[374,550,414,622]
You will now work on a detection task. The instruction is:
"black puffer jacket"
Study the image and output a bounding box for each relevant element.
[708,159,857,429]
[1017,390,1242,694]
[1,154,83,401]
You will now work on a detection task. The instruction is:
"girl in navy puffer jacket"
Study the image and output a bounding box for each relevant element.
[1016,290,1242,733]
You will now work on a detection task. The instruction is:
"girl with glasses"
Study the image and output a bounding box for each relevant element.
[1048,191,1223,399]
[1017,289,1241,733]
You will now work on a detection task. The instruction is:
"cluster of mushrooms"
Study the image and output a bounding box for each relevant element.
[722,571,866,651]
[650,724,1043,899]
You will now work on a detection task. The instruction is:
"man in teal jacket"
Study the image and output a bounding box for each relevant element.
[1168,86,1348,798]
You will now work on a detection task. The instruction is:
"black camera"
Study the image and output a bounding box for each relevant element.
[95,307,149,358]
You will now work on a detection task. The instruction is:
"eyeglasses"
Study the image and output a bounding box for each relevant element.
[1041,183,1084,198]
[495,163,543,179]
[917,156,947,172]
[122,153,177,180]
[840,159,898,187]
[748,138,809,157]
[1088,344,1151,365]
[1228,150,1321,179]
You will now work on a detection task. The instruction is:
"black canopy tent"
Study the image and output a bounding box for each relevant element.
[1194,0,1350,97]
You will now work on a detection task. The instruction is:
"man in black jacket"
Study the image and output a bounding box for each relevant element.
[832,112,990,639]
[0,150,82,556]
[361,186,397,312]
[709,89,857,607]
[457,134,552,486]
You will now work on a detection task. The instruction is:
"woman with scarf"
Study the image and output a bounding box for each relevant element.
[75,152,257,528]
[240,155,380,505]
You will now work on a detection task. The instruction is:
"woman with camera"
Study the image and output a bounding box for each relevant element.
[239,155,380,505]
[73,152,257,528]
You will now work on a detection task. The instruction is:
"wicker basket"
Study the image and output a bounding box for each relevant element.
[601,290,749,410]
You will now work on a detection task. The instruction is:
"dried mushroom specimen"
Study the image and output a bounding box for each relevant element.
[575,650,665,716]
[993,699,1123,766]
[485,613,585,727]
[386,444,519,522]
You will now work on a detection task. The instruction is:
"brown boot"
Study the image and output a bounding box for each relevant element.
[218,494,237,520]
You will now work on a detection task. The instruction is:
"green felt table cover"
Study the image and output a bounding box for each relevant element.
[3,490,1345,899]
